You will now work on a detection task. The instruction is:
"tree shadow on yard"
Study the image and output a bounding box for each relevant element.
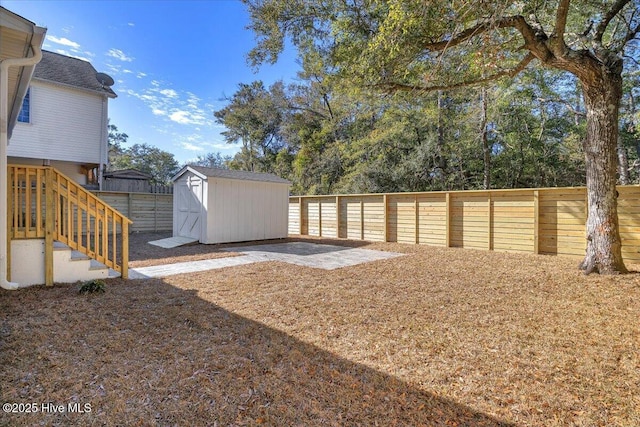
[0,278,513,427]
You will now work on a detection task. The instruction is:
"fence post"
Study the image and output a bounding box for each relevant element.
[533,190,539,254]
[336,195,341,238]
[383,194,388,242]
[415,194,419,244]
[121,219,129,279]
[318,197,322,237]
[44,168,54,286]
[445,192,452,247]
[298,196,303,235]
[360,199,364,240]
[487,192,493,251]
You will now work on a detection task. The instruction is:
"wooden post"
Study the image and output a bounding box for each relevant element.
[335,195,341,238]
[487,192,493,251]
[154,194,158,232]
[360,199,364,240]
[415,194,419,244]
[44,168,54,286]
[533,190,540,254]
[121,219,129,279]
[298,196,303,235]
[445,192,451,247]
[318,198,322,237]
[383,194,388,242]
[127,192,133,219]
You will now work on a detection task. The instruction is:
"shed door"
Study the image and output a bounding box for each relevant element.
[176,176,202,240]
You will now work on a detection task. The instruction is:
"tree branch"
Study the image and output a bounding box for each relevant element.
[375,52,536,93]
[423,15,554,65]
[594,0,632,43]
[552,0,571,55]
[424,16,535,52]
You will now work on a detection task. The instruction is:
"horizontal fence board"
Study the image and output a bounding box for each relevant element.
[93,191,173,232]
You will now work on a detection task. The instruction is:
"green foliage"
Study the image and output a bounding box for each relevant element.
[108,123,180,185]
[186,152,231,169]
[78,279,106,294]
[214,81,288,173]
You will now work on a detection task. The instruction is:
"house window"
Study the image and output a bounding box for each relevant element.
[17,88,30,123]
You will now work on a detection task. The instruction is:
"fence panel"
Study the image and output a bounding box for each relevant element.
[290,186,640,264]
[93,191,173,232]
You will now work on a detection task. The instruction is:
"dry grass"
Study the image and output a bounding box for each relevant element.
[1,233,640,426]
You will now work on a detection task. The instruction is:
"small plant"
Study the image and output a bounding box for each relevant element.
[79,279,106,294]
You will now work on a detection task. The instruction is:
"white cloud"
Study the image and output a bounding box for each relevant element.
[47,35,80,49]
[128,22,135,27]
[107,48,134,62]
[136,72,147,79]
[181,142,203,151]
[169,111,192,124]
[127,80,214,128]
[159,89,178,98]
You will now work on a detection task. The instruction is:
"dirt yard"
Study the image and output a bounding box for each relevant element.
[1,233,639,426]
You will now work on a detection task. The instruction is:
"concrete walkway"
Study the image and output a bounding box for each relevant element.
[128,242,403,279]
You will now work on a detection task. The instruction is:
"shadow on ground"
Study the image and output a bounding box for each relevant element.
[0,278,513,426]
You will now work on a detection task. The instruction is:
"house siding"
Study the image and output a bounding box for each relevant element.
[8,80,106,165]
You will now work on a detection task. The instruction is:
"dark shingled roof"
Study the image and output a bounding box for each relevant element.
[33,50,117,98]
[183,166,290,184]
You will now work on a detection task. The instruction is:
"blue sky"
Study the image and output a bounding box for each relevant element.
[4,0,300,164]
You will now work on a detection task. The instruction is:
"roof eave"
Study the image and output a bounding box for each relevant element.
[171,165,207,182]
[2,7,47,138]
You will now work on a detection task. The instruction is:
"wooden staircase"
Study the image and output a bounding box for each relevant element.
[8,165,131,286]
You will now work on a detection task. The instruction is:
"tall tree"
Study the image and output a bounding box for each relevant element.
[186,152,231,169]
[214,81,288,172]
[110,142,179,185]
[244,0,640,274]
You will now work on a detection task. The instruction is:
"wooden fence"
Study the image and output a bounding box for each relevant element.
[93,191,173,232]
[289,186,640,263]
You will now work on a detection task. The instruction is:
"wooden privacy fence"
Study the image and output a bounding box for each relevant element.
[93,191,173,232]
[289,186,640,263]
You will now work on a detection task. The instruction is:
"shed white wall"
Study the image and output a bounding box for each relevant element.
[7,80,107,165]
[203,177,289,244]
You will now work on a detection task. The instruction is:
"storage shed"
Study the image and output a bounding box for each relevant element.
[171,166,290,244]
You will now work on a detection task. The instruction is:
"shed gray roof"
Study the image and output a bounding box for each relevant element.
[175,166,290,184]
[33,50,117,98]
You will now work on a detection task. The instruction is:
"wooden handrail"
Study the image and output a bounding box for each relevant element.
[8,165,131,283]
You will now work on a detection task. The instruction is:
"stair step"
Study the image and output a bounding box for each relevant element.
[53,241,69,250]
[89,259,108,271]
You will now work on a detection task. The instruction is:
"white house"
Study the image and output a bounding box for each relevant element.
[172,166,290,244]
[8,50,116,189]
[1,7,130,288]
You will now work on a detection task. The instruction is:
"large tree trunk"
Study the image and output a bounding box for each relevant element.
[579,71,627,274]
